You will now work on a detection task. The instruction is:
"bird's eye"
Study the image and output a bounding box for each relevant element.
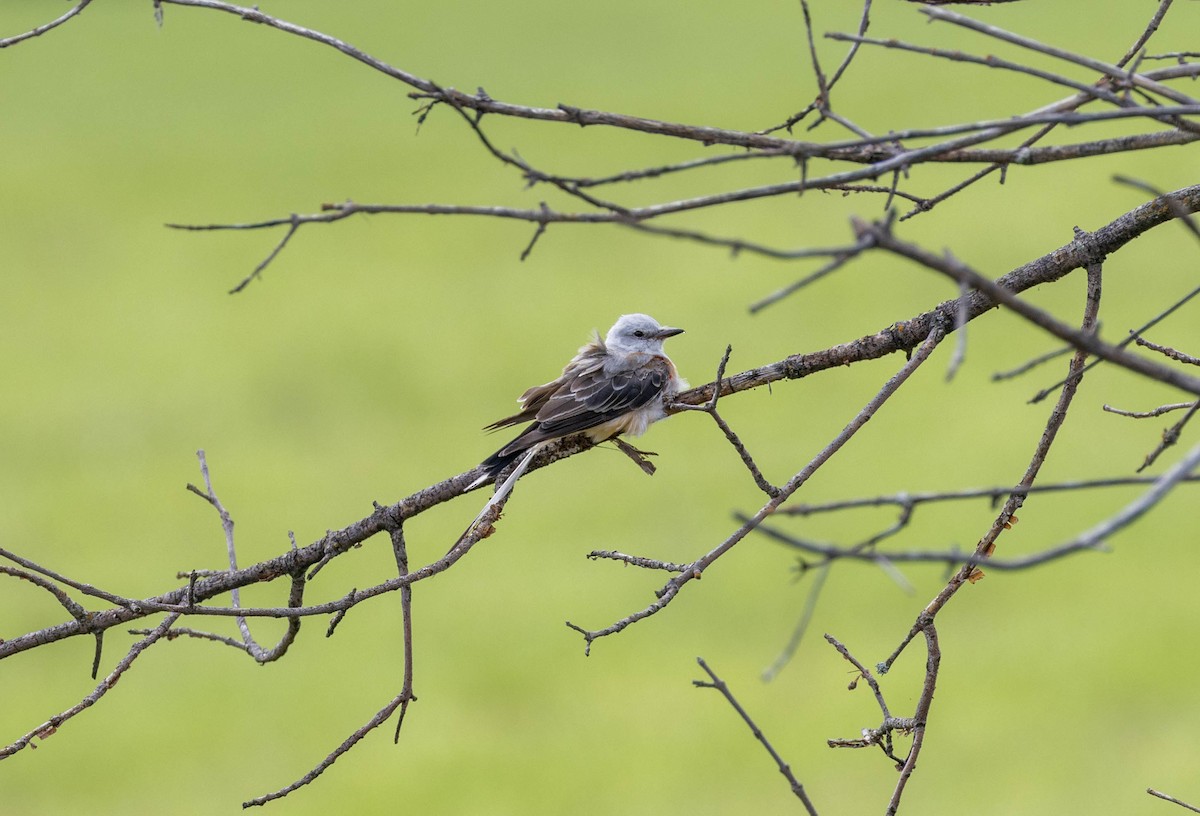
[633,330,645,337]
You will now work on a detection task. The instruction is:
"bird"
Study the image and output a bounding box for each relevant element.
[471,313,688,494]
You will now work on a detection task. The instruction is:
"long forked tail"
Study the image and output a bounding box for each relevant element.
[476,447,525,486]
[455,443,543,548]
[467,421,542,490]
[465,446,524,492]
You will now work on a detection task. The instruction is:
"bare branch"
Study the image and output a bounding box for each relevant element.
[1114,175,1200,242]
[879,258,1102,672]
[0,0,94,49]
[244,689,412,808]
[1,613,180,759]
[1116,1,1176,70]
[389,523,416,742]
[1133,333,1200,366]
[1031,280,1200,403]
[567,318,949,653]
[4,183,1198,668]
[825,627,941,816]
[778,475,1200,516]
[827,32,1133,108]
[683,186,1200,409]
[922,6,1200,109]
[761,0,874,134]
[887,624,939,815]
[856,216,1200,398]
[694,657,818,814]
[1144,52,1200,62]
[188,450,303,662]
[758,526,1107,571]
[5,5,1200,810]
[1104,402,1196,419]
[762,565,831,682]
[671,346,779,496]
[882,440,1200,672]
[1149,788,1200,814]
[586,551,688,573]
[1136,402,1200,473]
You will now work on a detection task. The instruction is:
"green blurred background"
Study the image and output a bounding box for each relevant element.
[2,1,1198,813]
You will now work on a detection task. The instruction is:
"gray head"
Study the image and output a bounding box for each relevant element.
[604,313,684,354]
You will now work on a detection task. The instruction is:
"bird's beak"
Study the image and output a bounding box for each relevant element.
[656,326,684,339]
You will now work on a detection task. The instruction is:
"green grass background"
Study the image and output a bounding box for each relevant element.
[2,1,1198,813]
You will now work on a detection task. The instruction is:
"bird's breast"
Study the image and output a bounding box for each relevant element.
[583,401,665,442]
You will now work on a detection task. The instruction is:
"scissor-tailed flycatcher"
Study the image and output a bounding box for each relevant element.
[469,313,687,503]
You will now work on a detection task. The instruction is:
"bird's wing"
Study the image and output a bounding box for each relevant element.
[533,355,673,438]
[482,335,607,432]
[481,378,561,432]
[479,353,673,473]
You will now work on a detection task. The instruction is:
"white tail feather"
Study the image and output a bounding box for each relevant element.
[458,444,543,545]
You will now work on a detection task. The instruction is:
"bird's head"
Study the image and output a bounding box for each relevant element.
[604,313,684,354]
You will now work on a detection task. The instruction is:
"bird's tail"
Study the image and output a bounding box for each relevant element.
[455,444,542,550]
[479,448,525,483]
[468,422,543,490]
[465,446,526,492]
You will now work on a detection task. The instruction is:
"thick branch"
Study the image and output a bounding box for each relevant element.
[675,185,1200,406]
[5,186,1199,659]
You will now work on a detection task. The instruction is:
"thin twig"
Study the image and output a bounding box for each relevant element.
[760,0,874,134]
[1136,401,1200,473]
[823,635,903,764]
[187,450,303,662]
[1115,1,1175,70]
[228,216,300,293]
[567,320,949,653]
[586,551,688,573]
[1,613,180,758]
[747,239,871,313]
[827,32,1132,109]
[1031,281,1200,403]
[389,523,416,742]
[1148,788,1200,814]
[886,624,939,815]
[244,690,413,807]
[762,565,830,682]
[992,344,1072,381]
[0,0,94,48]
[755,522,1108,571]
[671,346,779,496]
[857,218,1200,397]
[878,257,1102,672]
[779,475,1200,516]
[946,276,970,381]
[1104,402,1196,419]
[922,7,1200,109]
[1133,334,1200,366]
[694,657,818,814]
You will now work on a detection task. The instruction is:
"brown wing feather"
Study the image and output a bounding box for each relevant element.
[532,357,670,439]
[479,335,673,478]
[482,378,561,432]
[482,335,606,432]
